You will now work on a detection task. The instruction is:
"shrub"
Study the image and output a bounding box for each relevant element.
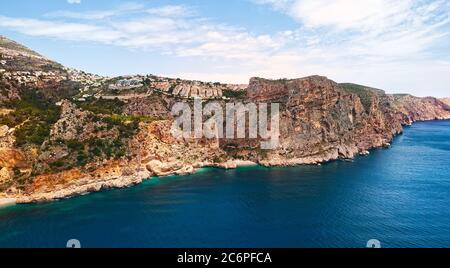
[76,98,125,115]
[0,89,61,146]
[223,90,246,99]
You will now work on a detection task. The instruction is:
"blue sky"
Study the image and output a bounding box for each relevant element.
[1,0,450,97]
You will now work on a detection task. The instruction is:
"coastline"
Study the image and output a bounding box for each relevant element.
[0,151,373,205]
[1,35,450,210]
[0,197,16,208]
[13,160,259,204]
[3,151,371,205]
[2,117,450,248]
[3,118,450,206]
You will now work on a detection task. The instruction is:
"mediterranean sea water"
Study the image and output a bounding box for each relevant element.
[1,120,450,248]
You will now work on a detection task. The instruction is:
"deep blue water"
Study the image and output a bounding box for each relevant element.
[1,120,450,248]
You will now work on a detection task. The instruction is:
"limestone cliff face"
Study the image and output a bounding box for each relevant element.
[122,96,171,118]
[441,98,450,107]
[1,36,450,202]
[392,95,450,124]
[3,74,450,201]
[247,77,450,166]
[246,76,402,165]
[247,77,290,103]
[102,75,247,100]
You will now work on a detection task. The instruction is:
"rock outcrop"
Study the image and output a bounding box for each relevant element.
[440,98,450,108]
[393,95,450,124]
[146,160,194,176]
[244,76,405,165]
[1,36,450,203]
[100,75,247,100]
[148,79,246,99]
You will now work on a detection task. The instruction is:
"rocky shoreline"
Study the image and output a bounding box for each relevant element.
[2,97,449,206]
[0,197,16,208]
[3,117,450,206]
[0,136,409,205]
[0,160,258,205]
[2,37,450,208]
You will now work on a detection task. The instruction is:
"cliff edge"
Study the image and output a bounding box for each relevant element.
[1,36,449,203]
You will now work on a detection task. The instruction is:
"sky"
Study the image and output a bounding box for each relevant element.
[1,0,450,97]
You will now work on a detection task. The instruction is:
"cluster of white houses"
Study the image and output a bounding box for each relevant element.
[0,70,66,86]
[108,78,143,90]
[105,75,247,99]
[65,68,109,93]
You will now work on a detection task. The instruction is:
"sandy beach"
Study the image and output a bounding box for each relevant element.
[0,198,16,208]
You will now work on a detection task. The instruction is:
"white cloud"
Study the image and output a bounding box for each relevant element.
[0,16,123,43]
[253,0,450,32]
[246,0,450,95]
[146,5,195,17]
[67,0,81,4]
[47,10,117,20]
[0,4,282,59]
[1,1,450,96]
[291,0,411,30]
[252,0,294,10]
[47,3,144,20]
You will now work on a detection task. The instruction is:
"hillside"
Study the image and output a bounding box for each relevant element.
[0,36,42,57]
[441,98,450,106]
[339,83,385,111]
[1,36,449,203]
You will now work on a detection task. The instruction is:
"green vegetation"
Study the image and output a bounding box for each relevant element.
[143,77,152,86]
[110,114,159,124]
[41,137,128,173]
[222,143,268,159]
[32,97,161,173]
[101,116,139,139]
[339,83,381,112]
[40,80,80,101]
[103,114,160,138]
[393,93,411,99]
[223,89,247,99]
[36,111,149,173]
[0,89,60,146]
[75,98,125,115]
[87,138,126,159]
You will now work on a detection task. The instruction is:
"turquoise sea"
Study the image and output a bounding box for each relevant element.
[1,120,450,248]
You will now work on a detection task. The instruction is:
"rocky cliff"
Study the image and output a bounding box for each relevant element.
[1,36,449,203]
[441,98,450,107]
[246,77,421,166]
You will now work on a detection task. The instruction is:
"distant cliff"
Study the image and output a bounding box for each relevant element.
[246,77,450,166]
[1,36,449,203]
[441,98,450,107]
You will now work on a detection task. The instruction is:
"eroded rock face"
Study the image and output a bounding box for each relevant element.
[50,100,117,141]
[0,75,20,105]
[441,98,450,107]
[169,82,224,99]
[0,148,29,169]
[146,160,194,176]
[122,96,170,118]
[3,73,450,202]
[244,76,449,165]
[0,125,8,137]
[0,167,12,184]
[0,125,14,149]
[394,95,450,123]
[145,78,244,99]
[247,77,289,103]
[2,36,450,202]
